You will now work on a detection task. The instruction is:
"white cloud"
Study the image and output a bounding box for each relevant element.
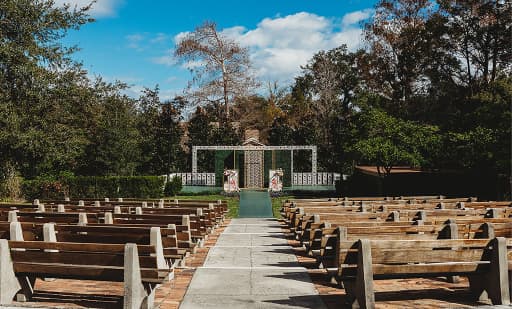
[221,11,371,83]
[122,84,181,102]
[151,33,171,44]
[127,33,172,52]
[329,28,365,51]
[54,0,123,18]
[165,10,372,85]
[152,55,176,66]
[165,76,178,83]
[121,84,145,99]
[341,9,373,28]
[126,33,145,49]
[181,60,204,71]
[150,48,175,66]
[174,31,190,44]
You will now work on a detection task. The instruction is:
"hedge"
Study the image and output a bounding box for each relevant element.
[164,176,183,197]
[22,176,165,200]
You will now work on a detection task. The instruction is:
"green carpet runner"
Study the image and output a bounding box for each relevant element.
[238,190,273,218]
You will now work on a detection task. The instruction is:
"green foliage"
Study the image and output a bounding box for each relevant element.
[271,196,293,219]
[175,194,239,219]
[186,107,215,171]
[69,176,165,199]
[0,1,191,197]
[22,174,69,200]
[22,176,165,200]
[78,81,142,176]
[164,176,183,196]
[353,109,441,176]
[268,117,294,146]
[0,0,510,201]
[0,164,23,201]
[0,0,92,179]
[137,90,186,175]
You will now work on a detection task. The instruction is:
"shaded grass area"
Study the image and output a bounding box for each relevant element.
[173,194,292,219]
[271,195,294,219]
[174,194,240,218]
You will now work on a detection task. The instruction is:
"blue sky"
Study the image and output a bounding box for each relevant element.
[58,0,377,100]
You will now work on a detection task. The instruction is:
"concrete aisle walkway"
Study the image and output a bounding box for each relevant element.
[180,218,327,309]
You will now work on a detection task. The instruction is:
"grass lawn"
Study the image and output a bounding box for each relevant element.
[174,194,240,218]
[270,195,293,219]
[173,194,293,219]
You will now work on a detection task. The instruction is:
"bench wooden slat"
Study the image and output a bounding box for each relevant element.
[339,239,491,250]
[10,251,158,268]
[13,263,166,281]
[8,241,156,254]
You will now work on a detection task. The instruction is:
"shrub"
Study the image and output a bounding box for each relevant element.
[22,176,165,200]
[0,170,23,201]
[22,179,67,200]
[164,176,182,197]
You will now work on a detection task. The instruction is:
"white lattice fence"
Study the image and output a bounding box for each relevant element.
[292,172,340,186]
[168,173,216,186]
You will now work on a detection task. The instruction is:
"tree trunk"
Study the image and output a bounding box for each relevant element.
[221,61,229,122]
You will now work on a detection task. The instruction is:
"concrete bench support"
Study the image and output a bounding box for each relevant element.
[343,239,374,309]
[468,237,510,305]
[124,243,156,309]
[0,239,22,304]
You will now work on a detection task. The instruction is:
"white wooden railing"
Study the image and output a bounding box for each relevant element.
[292,172,340,186]
[167,173,216,186]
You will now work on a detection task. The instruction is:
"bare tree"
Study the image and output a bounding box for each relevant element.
[174,21,258,122]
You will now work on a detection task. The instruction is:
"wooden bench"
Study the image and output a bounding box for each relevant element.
[7,221,182,268]
[22,201,222,229]
[109,213,207,242]
[294,208,507,240]
[40,198,228,214]
[0,239,171,308]
[305,220,509,266]
[336,238,510,308]
[1,211,99,224]
[315,223,458,268]
[41,205,219,231]
[4,211,198,254]
[47,224,179,268]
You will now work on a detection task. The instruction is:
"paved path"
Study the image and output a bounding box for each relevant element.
[180,218,327,309]
[239,190,273,218]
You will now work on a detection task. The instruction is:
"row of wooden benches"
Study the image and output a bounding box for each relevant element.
[282,197,512,265]
[0,200,228,239]
[35,198,227,223]
[281,196,512,308]
[282,199,512,238]
[0,198,228,308]
[287,208,512,244]
[38,198,228,210]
